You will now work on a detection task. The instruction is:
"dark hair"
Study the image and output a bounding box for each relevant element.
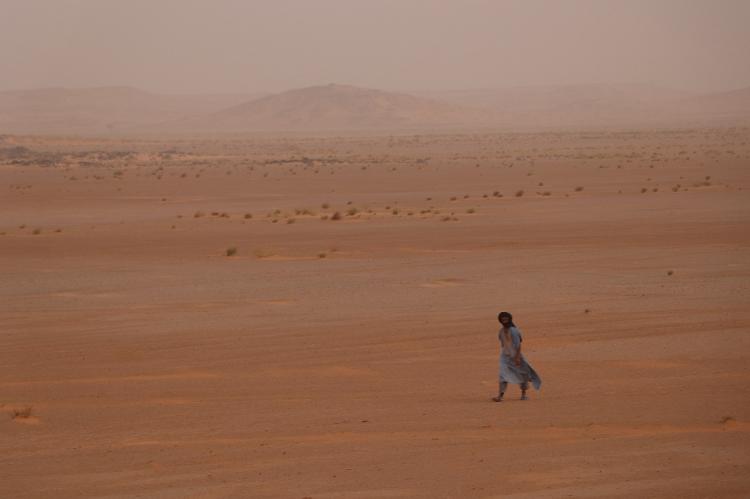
[497,311,516,327]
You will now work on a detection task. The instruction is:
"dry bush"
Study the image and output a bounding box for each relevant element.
[253,248,275,258]
[226,247,237,257]
[515,190,524,197]
[11,406,32,419]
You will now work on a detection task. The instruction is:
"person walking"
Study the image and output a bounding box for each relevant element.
[493,311,542,402]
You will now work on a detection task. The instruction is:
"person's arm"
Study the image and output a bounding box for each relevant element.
[512,328,522,366]
[514,343,522,366]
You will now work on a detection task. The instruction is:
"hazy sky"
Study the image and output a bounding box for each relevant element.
[2,0,749,94]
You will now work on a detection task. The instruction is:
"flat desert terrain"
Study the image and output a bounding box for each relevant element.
[1,128,749,498]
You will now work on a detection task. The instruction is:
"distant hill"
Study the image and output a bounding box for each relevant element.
[420,84,687,128]
[166,84,490,132]
[0,86,265,134]
[420,84,750,129]
[674,86,750,124]
[1,83,748,135]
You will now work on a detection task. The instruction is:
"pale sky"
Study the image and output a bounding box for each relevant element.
[2,0,749,94]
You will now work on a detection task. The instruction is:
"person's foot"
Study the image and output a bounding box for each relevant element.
[520,393,528,401]
[492,395,504,402]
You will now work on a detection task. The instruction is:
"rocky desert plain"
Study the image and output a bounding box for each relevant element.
[1,121,749,498]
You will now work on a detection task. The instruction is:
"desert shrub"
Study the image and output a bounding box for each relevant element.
[226,247,237,256]
[11,407,32,419]
[515,190,524,197]
[331,211,342,221]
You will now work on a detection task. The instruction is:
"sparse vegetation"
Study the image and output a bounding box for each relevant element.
[226,247,238,257]
[11,406,32,420]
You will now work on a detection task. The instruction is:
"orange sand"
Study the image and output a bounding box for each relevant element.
[1,128,749,498]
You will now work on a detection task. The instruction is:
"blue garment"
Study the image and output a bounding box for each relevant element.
[498,326,542,390]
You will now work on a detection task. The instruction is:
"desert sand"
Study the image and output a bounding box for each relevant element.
[1,128,749,498]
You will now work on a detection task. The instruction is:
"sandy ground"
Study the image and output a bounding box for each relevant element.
[1,128,749,498]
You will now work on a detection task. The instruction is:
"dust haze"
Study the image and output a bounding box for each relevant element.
[1,2,749,499]
[2,0,750,94]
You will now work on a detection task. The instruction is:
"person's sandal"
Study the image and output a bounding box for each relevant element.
[492,395,504,402]
[520,393,528,401]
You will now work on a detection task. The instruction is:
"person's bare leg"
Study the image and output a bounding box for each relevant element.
[493,381,507,402]
[520,381,529,400]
